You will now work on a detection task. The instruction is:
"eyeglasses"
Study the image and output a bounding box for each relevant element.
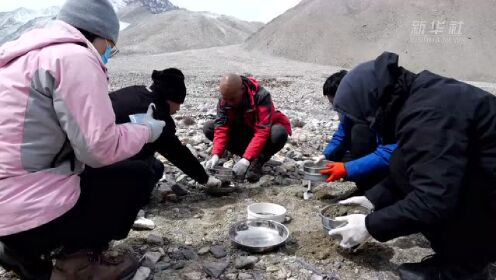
[106,40,120,58]
[110,46,120,58]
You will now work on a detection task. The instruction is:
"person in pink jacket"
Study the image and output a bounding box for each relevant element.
[0,0,165,279]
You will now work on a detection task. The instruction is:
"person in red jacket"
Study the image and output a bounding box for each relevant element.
[203,74,292,182]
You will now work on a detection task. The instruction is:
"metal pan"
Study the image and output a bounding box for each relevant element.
[319,204,370,233]
[302,160,331,182]
[229,219,290,253]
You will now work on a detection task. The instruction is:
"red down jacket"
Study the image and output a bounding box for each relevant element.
[213,76,292,161]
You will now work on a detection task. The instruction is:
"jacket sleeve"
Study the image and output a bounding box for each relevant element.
[52,48,150,168]
[243,92,273,160]
[365,108,468,242]
[213,99,230,156]
[345,143,397,180]
[323,118,349,160]
[365,175,404,210]
[156,132,209,184]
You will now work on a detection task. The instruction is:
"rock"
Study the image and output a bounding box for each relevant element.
[165,193,179,202]
[210,245,227,258]
[224,273,238,280]
[284,216,292,224]
[198,246,210,255]
[155,261,172,271]
[173,261,186,270]
[234,256,259,269]
[133,217,155,230]
[181,247,198,260]
[132,266,151,280]
[176,174,188,183]
[171,184,188,196]
[203,261,229,278]
[310,275,324,280]
[238,272,254,280]
[182,117,196,126]
[292,118,306,128]
[142,251,162,268]
[137,209,146,219]
[183,271,202,280]
[147,233,164,245]
[266,266,280,272]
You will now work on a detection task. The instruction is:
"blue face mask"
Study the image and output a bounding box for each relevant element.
[101,46,112,65]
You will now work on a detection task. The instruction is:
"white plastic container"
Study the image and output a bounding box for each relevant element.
[247,203,287,223]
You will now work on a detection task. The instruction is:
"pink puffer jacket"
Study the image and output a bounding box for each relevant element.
[0,20,150,236]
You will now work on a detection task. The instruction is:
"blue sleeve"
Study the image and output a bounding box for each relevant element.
[345,143,397,181]
[323,118,349,159]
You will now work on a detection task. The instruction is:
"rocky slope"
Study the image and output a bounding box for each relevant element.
[245,0,496,82]
[118,7,263,54]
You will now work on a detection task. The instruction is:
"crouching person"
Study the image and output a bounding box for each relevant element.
[0,0,165,279]
[328,52,496,280]
[109,68,222,189]
[203,74,292,182]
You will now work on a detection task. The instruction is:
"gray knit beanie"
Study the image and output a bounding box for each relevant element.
[57,0,120,44]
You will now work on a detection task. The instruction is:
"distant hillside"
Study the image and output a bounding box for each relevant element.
[118,6,263,54]
[245,0,496,82]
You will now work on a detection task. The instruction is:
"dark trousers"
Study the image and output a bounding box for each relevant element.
[203,121,288,162]
[0,158,162,279]
[338,123,388,192]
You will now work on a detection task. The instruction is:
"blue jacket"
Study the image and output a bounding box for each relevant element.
[323,116,397,181]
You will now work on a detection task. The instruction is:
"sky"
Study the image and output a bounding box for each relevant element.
[0,0,302,23]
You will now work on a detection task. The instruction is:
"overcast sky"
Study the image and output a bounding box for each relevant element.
[0,0,301,23]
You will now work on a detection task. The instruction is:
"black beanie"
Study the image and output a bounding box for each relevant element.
[150,68,187,104]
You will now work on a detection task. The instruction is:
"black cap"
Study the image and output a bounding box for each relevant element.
[150,68,187,103]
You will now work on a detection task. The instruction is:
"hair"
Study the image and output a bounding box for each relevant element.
[323,70,348,97]
[76,28,98,43]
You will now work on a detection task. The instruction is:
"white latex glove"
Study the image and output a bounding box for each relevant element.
[205,176,222,188]
[328,214,371,249]
[312,155,326,164]
[129,103,166,143]
[233,158,250,176]
[205,155,220,169]
[339,196,375,211]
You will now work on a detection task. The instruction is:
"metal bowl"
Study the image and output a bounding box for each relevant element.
[319,204,370,233]
[229,219,290,253]
[302,160,331,182]
[208,166,235,182]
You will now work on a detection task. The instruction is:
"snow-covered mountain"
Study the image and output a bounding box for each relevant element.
[0,6,59,43]
[0,0,179,44]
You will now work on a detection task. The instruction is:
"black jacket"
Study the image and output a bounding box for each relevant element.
[335,52,496,260]
[109,86,209,184]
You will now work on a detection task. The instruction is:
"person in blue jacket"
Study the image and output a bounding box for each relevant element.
[316,70,397,192]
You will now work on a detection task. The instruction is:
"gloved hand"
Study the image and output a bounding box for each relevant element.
[328,214,371,249]
[205,155,220,169]
[320,162,347,183]
[205,176,222,188]
[129,103,166,143]
[233,158,250,176]
[339,196,375,211]
[312,155,326,164]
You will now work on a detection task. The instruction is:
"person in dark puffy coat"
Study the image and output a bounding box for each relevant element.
[328,52,496,280]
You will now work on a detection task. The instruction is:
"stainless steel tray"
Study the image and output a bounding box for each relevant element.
[229,219,290,253]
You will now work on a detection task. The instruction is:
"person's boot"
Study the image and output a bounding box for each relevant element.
[50,250,138,280]
[246,156,268,183]
[0,241,52,280]
[398,255,491,280]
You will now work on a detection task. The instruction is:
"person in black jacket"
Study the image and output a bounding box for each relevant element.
[109,68,222,189]
[327,52,496,280]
